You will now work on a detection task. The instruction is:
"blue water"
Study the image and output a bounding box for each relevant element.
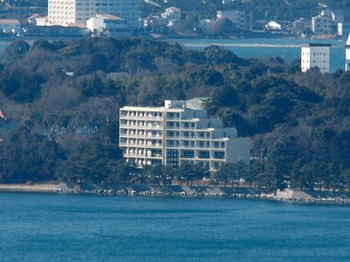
[1,192,350,261]
[173,37,346,72]
[0,37,346,72]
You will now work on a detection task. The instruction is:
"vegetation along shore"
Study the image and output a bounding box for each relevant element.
[2,36,350,196]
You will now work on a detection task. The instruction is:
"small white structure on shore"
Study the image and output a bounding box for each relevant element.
[301,43,331,73]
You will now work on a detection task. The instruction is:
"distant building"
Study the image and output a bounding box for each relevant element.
[0,19,21,34]
[292,18,311,35]
[337,22,350,36]
[312,15,333,34]
[143,15,167,29]
[311,9,342,35]
[301,43,331,73]
[47,0,140,28]
[86,14,131,37]
[266,21,281,30]
[345,34,350,71]
[217,10,245,30]
[22,25,91,37]
[119,100,252,171]
[161,6,181,21]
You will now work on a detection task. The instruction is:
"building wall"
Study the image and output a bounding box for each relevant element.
[48,0,140,27]
[312,15,333,34]
[119,100,252,171]
[301,45,331,73]
[86,15,128,33]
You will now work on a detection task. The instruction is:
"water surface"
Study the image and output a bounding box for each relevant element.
[0,192,349,261]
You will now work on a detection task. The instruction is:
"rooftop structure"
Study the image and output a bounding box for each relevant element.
[119,100,252,171]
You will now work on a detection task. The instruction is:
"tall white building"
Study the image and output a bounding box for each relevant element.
[119,100,252,171]
[47,0,140,27]
[346,34,350,71]
[301,43,331,73]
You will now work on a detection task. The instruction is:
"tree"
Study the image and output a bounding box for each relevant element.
[234,160,248,187]
[3,40,30,61]
[211,85,239,107]
[245,160,260,188]
[215,163,235,187]
[0,128,63,183]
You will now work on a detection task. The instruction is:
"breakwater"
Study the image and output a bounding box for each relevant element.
[2,183,350,204]
[52,183,350,204]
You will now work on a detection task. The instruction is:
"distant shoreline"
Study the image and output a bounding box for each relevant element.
[1,182,350,204]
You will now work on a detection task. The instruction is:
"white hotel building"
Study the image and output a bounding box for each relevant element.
[301,43,331,73]
[47,0,140,27]
[119,100,252,171]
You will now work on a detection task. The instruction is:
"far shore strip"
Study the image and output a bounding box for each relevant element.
[0,184,62,192]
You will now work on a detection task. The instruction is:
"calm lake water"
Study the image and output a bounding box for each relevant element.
[1,192,350,261]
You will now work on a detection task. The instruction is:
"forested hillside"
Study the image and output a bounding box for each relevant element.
[1,37,350,191]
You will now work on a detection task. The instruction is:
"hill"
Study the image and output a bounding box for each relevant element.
[1,37,350,192]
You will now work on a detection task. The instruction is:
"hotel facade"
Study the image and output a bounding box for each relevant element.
[47,0,140,27]
[119,100,252,171]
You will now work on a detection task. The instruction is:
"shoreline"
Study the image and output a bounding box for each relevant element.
[1,183,350,204]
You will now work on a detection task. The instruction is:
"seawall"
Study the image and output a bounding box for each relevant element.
[1,183,350,204]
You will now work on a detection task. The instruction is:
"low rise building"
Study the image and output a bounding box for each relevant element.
[86,14,130,37]
[0,19,21,34]
[311,9,342,35]
[161,6,181,21]
[119,100,252,171]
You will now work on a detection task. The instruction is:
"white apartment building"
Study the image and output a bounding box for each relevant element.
[312,15,333,34]
[345,34,350,71]
[301,43,331,73]
[119,100,252,171]
[217,10,245,30]
[47,0,140,27]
